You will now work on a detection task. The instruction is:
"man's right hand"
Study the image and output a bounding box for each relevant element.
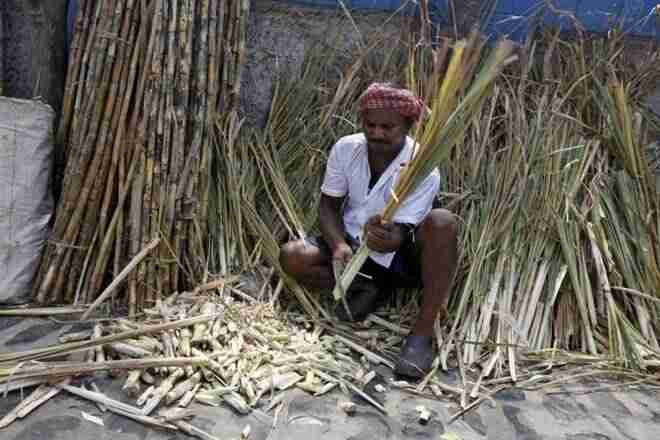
[331,242,353,264]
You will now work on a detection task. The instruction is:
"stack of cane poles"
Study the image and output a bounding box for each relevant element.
[34,0,250,315]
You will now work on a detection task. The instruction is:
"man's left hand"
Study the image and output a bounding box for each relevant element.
[365,215,405,253]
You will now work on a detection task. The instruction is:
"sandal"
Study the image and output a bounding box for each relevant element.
[394,335,435,379]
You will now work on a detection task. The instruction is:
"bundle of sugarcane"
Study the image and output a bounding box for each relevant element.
[33,0,250,315]
[431,37,660,379]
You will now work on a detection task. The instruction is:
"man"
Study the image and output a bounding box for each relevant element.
[279,83,458,379]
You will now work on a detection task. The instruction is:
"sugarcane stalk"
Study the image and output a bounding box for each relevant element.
[141,370,157,385]
[232,0,249,110]
[123,370,142,396]
[0,379,68,429]
[153,2,169,298]
[166,371,201,404]
[61,383,144,415]
[142,368,184,415]
[0,315,218,365]
[175,420,222,440]
[146,0,166,305]
[172,0,195,293]
[62,0,98,159]
[187,0,212,273]
[192,302,216,342]
[0,357,208,386]
[87,154,140,301]
[137,385,155,406]
[179,327,192,356]
[158,0,178,296]
[177,387,199,408]
[111,342,153,358]
[57,0,89,147]
[129,150,145,314]
[82,238,161,320]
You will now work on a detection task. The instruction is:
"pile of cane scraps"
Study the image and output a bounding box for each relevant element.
[0,289,406,436]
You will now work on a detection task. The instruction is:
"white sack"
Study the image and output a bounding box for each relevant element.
[0,97,54,304]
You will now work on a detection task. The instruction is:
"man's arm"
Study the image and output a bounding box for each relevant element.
[319,194,353,263]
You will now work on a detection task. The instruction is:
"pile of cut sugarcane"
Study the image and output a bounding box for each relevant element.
[0,282,445,432]
[3,283,660,433]
[34,0,249,315]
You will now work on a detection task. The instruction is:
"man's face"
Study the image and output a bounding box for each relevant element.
[362,109,409,153]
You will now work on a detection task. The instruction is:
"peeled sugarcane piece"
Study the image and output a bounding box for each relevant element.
[222,392,251,415]
[178,384,200,408]
[158,407,195,422]
[179,327,192,356]
[296,381,322,394]
[136,336,164,353]
[430,384,443,398]
[123,370,142,397]
[211,319,222,339]
[59,330,93,343]
[110,342,152,358]
[272,372,302,391]
[192,303,216,342]
[161,331,176,372]
[60,383,143,416]
[137,385,155,406]
[200,366,216,384]
[314,382,338,396]
[90,383,108,412]
[142,369,184,415]
[93,325,105,364]
[141,370,156,385]
[191,348,228,381]
[240,377,256,405]
[361,371,376,387]
[0,379,68,428]
[166,372,201,404]
[296,371,321,394]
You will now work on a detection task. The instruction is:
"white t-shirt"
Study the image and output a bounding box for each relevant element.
[321,133,441,268]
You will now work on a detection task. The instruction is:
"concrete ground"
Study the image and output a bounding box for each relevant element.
[1,316,659,440]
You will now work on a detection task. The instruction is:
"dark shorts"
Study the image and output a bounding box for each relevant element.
[306,233,423,289]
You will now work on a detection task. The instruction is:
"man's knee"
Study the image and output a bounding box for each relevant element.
[421,209,457,239]
[279,240,306,275]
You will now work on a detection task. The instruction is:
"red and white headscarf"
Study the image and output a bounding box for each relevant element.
[357,83,424,121]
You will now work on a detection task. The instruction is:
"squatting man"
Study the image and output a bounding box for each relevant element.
[279,83,458,378]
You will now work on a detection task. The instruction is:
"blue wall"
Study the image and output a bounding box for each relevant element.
[277,0,660,40]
